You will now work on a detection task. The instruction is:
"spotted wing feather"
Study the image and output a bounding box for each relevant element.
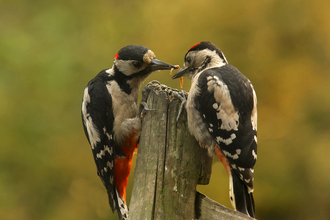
[195,65,257,189]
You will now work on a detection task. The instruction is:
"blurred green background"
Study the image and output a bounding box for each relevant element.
[1,0,330,219]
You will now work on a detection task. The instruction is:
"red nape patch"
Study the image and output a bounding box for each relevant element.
[186,42,201,54]
[114,52,120,59]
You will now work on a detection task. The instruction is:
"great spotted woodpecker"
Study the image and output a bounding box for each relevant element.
[172,42,257,218]
[81,45,177,220]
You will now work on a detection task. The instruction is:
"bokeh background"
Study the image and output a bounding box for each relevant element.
[1,0,330,219]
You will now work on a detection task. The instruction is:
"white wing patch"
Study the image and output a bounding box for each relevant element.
[83,87,91,103]
[222,149,241,160]
[216,133,236,145]
[107,161,114,170]
[96,145,112,159]
[82,87,100,149]
[207,75,239,131]
[252,150,257,160]
[238,166,245,171]
[103,127,113,140]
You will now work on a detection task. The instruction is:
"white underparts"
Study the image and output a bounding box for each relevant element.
[186,75,216,156]
[106,81,141,145]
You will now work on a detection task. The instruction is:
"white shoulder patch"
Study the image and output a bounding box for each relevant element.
[250,83,258,131]
[206,75,239,131]
[82,87,100,149]
[105,68,114,76]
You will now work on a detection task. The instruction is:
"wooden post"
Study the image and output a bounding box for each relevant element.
[129,81,255,220]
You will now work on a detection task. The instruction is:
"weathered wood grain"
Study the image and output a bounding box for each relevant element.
[129,81,254,220]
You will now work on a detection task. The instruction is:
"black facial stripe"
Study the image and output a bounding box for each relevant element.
[112,66,132,94]
[198,56,211,72]
[112,65,154,94]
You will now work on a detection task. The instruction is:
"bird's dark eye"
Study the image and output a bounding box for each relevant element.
[133,61,142,68]
[186,57,192,64]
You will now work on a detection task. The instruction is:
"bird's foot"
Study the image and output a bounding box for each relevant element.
[172,90,188,122]
[139,101,155,117]
[139,86,156,118]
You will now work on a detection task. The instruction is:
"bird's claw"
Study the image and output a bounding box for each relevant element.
[141,101,155,112]
[139,101,155,118]
[173,90,188,123]
[139,85,156,118]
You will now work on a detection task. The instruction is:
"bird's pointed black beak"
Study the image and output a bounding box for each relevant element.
[172,67,189,79]
[148,59,178,71]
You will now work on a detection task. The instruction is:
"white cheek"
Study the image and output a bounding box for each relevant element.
[115,60,138,76]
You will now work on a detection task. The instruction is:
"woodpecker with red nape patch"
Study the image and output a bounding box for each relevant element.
[81,45,177,220]
[172,42,257,218]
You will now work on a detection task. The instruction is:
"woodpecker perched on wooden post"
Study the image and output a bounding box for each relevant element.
[172,41,257,218]
[81,45,178,220]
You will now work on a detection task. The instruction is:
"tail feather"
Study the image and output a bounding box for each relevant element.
[107,185,116,212]
[230,170,255,218]
[116,188,129,220]
[107,187,129,220]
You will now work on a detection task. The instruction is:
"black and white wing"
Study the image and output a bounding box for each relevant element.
[196,65,257,216]
[81,76,118,211]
